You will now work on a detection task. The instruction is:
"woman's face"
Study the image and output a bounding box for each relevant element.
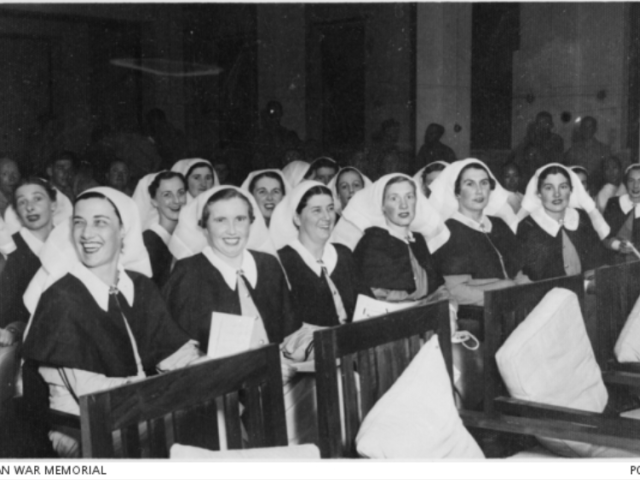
[72,197,123,272]
[295,194,335,245]
[205,197,251,261]
[0,160,19,193]
[538,173,571,215]
[152,177,187,222]
[15,184,56,232]
[627,169,640,203]
[187,166,214,198]
[337,170,364,209]
[252,176,284,220]
[382,180,416,228]
[314,166,337,186]
[457,167,491,215]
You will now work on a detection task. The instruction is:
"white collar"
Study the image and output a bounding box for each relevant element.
[529,207,579,237]
[202,246,257,290]
[19,228,45,256]
[619,194,640,218]
[70,263,134,312]
[451,211,493,233]
[148,223,171,247]
[288,238,338,277]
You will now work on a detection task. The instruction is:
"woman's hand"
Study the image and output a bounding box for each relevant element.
[619,240,636,255]
[0,328,17,347]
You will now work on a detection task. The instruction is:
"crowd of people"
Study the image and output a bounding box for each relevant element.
[0,104,635,457]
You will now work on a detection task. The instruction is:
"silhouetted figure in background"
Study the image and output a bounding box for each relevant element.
[0,157,20,217]
[415,123,456,172]
[105,159,133,196]
[47,151,77,202]
[565,116,611,189]
[370,118,405,179]
[253,101,300,170]
[146,108,188,170]
[511,111,564,186]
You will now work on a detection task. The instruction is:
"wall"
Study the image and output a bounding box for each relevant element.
[305,3,415,151]
[415,3,472,158]
[257,5,306,139]
[512,3,628,153]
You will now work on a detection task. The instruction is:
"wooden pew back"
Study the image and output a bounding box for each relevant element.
[313,301,451,459]
[594,261,640,372]
[483,275,585,414]
[79,344,287,458]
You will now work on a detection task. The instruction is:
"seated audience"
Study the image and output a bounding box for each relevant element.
[430,159,526,306]
[596,156,626,213]
[413,161,448,197]
[171,158,219,202]
[517,164,609,281]
[502,162,524,213]
[347,174,449,303]
[0,178,67,345]
[105,159,133,196]
[241,169,290,227]
[0,157,20,217]
[327,166,371,214]
[133,171,187,288]
[306,157,339,185]
[270,181,372,326]
[565,116,611,186]
[22,187,204,457]
[603,163,640,263]
[163,186,297,353]
[47,151,77,202]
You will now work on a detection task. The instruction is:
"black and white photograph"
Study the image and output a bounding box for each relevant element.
[0,2,638,477]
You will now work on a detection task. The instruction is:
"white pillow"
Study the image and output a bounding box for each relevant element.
[496,287,639,457]
[355,336,484,459]
[615,291,640,362]
[170,443,320,459]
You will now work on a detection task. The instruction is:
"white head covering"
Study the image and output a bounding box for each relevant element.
[269,180,328,251]
[171,158,219,202]
[412,161,450,192]
[282,161,310,188]
[570,165,589,177]
[132,172,163,231]
[3,185,73,235]
[23,187,151,314]
[240,169,292,197]
[625,163,640,175]
[331,173,450,253]
[168,185,277,260]
[519,163,610,240]
[327,166,372,213]
[428,158,519,232]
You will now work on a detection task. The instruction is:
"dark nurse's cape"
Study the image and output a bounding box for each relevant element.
[278,243,372,327]
[143,229,173,289]
[0,232,42,327]
[434,216,522,280]
[517,209,606,281]
[353,226,443,295]
[23,271,189,377]
[163,250,298,352]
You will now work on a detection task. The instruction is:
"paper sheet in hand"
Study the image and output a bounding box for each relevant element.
[353,294,419,322]
[207,312,255,359]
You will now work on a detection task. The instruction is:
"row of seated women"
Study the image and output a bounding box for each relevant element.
[1,154,639,457]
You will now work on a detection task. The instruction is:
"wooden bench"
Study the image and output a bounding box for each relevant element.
[78,344,287,458]
[482,274,640,452]
[594,261,640,378]
[314,296,640,459]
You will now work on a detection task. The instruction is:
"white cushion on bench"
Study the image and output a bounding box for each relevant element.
[355,336,484,459]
